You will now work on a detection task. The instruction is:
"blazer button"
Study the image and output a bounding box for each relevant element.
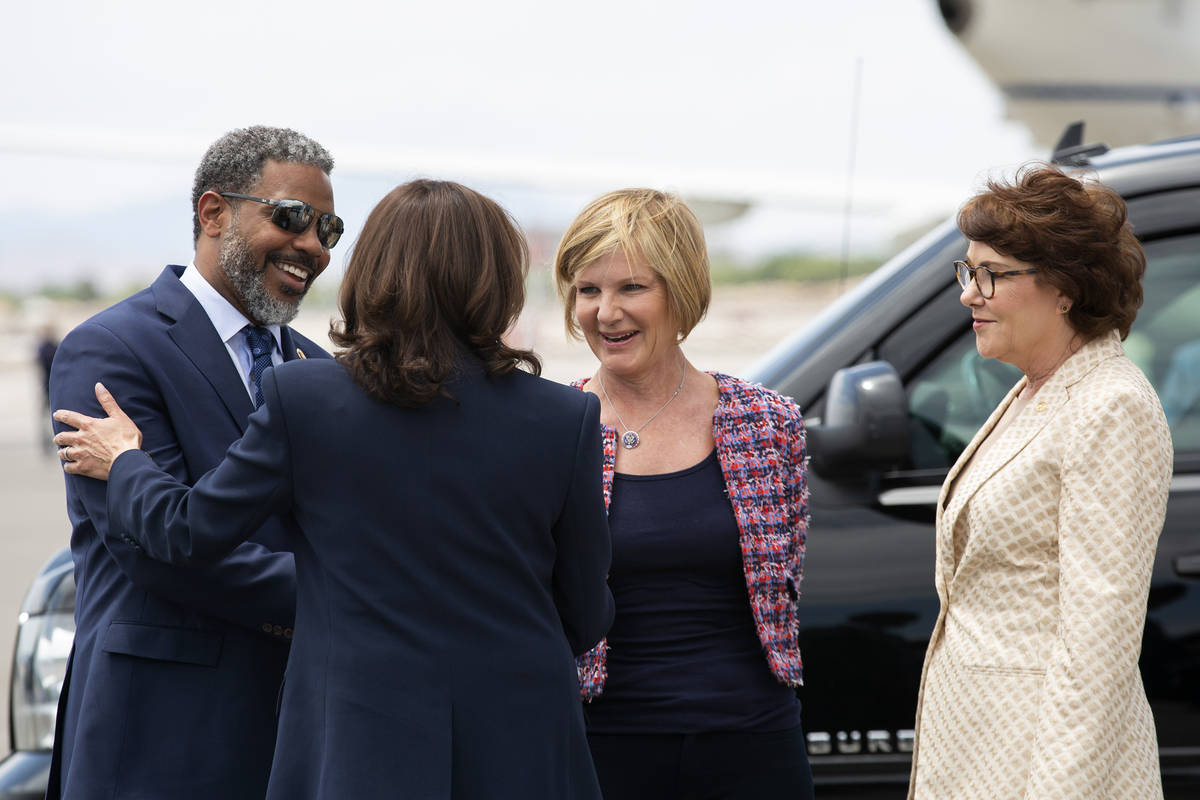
[283,628,294,640]
[273,625,284,637]
[261,622,273,634]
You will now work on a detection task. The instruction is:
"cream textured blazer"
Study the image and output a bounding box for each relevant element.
[908,330,1172,800]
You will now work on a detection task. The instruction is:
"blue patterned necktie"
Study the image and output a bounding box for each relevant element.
[242,325,274,409]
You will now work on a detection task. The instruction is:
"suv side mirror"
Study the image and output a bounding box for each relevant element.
[808,361,910,478]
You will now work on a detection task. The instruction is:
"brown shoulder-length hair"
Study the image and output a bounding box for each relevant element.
[957,163,1146,339]
[330,180,540,406]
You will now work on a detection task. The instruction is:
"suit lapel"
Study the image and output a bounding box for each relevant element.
[945,381,1058,518]
[938,377,1024,513]
[937,331,1127,591]
[280,327,313,362]
[153,266,254,431]
[935,377,1024,594]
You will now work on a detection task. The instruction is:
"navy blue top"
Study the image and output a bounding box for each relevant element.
[585,449,802,734]
[46,267,320,800]
[105,358,614,800]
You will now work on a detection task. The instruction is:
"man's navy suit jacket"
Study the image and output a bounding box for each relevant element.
[46,265,329,800]
[105,357,614,800]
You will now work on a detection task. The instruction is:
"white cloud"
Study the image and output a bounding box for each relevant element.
[0,0,1038,289]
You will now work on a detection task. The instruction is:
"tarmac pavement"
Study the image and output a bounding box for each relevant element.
[0,360,76,760]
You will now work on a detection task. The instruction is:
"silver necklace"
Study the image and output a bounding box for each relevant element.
[596,363,686,450]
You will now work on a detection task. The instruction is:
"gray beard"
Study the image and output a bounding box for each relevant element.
[219,232,303,326]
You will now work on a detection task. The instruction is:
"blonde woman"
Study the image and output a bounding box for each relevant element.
[555,189,813,800]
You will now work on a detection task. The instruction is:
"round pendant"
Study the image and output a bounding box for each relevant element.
[621,431,640,449]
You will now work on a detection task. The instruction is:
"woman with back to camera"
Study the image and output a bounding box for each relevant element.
[908,165,1171,800]
[52,180,614,800]
[553,188,814,800]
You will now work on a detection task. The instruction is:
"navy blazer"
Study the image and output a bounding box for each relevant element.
[47,265,330,800]
[105,357,614,800]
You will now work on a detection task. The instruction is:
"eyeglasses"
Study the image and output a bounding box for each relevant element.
[954,260,1039,299]
[219,192,344,249]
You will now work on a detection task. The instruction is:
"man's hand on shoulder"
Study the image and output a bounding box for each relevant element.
[54,382,145,480]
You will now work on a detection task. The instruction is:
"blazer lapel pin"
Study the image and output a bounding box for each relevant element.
[296,348,307,360]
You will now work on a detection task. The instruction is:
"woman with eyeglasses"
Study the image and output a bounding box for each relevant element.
[50,180,614,800]
[554,189,813,800]
[908,165,1170,800]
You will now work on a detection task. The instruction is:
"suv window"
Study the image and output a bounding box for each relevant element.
[904,232,1200,469]
[906,335,1019,469]
[1133,234,1200,450]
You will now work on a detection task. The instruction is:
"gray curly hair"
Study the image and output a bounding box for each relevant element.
[191,125,335,242]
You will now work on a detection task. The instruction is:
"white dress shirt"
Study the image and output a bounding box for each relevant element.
[179,263,283,403]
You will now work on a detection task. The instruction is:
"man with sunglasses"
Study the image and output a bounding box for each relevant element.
[46,126,338,800]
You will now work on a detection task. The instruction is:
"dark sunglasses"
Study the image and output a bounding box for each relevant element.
[219,192,344,249]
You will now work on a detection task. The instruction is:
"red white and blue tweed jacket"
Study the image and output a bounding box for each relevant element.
[572,372,810,700]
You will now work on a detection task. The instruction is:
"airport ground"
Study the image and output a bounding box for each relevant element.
[0,278,845,757]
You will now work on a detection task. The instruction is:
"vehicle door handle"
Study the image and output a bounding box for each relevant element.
[878,486,941,507]
[1175,553,1200,578]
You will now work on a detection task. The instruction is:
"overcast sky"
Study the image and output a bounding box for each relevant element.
[0,0,1037,291]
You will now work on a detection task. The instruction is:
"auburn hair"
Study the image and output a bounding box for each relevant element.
[957,164,1145,339]
[331,180,539,406]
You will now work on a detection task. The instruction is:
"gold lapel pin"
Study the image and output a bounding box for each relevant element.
[296,348,307,360]
[1036,400,1048,412]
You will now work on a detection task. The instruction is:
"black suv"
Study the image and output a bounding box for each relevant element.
[2,550,73,800]
[4,129,1199,798]
[752,128,1200,796]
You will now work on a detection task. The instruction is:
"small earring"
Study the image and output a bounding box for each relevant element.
[1060,305,1070,313]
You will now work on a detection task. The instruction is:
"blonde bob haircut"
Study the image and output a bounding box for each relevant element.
[554,188,711,341]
